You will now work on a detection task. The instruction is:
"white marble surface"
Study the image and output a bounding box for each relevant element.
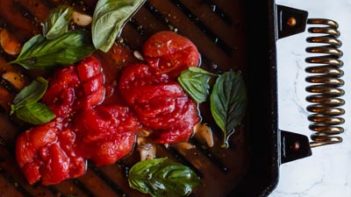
[271,0,351,197]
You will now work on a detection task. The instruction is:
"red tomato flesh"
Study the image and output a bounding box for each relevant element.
[16,120,86,185]
[143,31,200,77]
[16,31,201,185]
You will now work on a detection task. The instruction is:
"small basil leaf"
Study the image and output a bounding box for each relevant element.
[129,158,200,197]
[11,77,48,113]
[92,0,146,52]
[15,103,55,125]
[43,6,73,39]
[178,67,216,103]
[210,71,247,148]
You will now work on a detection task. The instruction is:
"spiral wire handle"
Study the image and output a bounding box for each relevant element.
[305,18,345,148]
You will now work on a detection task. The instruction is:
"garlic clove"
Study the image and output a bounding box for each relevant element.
[0,28,21,56]
[174,142,195,150]
[72,11,92,27]
[137,137,156,161]
[2,71,25,90]
[194,123,214,148]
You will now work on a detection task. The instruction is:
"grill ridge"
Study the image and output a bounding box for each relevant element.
[201,0,232,24]
[170,0,233,55]
[89,163,128,197]
[0,171,35,197]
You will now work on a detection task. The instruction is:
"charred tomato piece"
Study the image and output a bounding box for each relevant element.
[119,63,200,144]
[42,66,79,119]
[16,120,86,185]
[43,56,106,118]
[143,31,200,77]
[73,105,139,166]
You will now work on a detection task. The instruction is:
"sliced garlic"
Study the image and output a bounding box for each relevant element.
[138,129,152,137]
[194,123,214,147]
[72,11,92,26]
[0,28,21,56]
[2,71,25,90]
[137,137,156,161]
[174,142,195,150]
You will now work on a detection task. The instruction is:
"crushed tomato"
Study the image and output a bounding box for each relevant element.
[16,31,201,185]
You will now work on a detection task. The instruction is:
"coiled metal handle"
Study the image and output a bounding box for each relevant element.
[305,18,344,148]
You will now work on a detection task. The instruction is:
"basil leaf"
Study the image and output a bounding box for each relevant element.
[11,77,55,125]
[178,67,216,103]
[210,71,247,148]
[11,77,48,113]
[129,158,200,197]
[43,6,73,39]
[11,30,94,69]
[92,0,146,52]
[15,103,55,125]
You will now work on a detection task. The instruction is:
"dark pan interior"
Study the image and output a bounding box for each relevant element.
[0,0,279,196]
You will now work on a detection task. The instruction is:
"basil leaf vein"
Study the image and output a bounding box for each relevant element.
[11,30,94,69]
[11,77,48,112]
[43,6,73,39]
[15,103,55,125]
[92,0,146,52]
[11,77,55,125]
[129,158,200,197]
[210,71,247,148]
[178,67,216,103]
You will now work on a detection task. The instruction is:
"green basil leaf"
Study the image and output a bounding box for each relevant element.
[178,67,216,103]
[210,71,247,148]
[11,30,94,69]
[129,158,200,197]
[11,77,55,125]
[92,0,146,52]
[43,6,73,39]
[16,35,46,62]
[11,77,48,113]
[15,103,55,125]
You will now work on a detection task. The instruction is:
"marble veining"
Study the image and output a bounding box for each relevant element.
[272,0,351,196]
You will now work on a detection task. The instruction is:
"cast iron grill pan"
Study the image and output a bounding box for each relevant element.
[0,0,251,196]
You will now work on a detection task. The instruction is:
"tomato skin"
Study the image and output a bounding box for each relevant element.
[43,66,79,119]
[43,56,106,119]
[119,64,170,103]
[76,56,102,82]
[143,31,200,77]
[22,162,41,185]
[41,143,70,185]
[73,105,139,166]
[119,63,200,144]
[150,100,199,144]
[16,121,86,186]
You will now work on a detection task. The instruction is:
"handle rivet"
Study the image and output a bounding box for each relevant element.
[293,142,300,150]
[287,17,297,27]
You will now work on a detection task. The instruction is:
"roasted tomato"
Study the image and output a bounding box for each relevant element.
[16,120,86,185]
[119,64,200,144]
[143,31,200,77]
[119,64,181,104]
[42,66,79,119]
[149,99,199,144]
[16,57,120,185]
[76,56,106,109]
[43,56,105,118]
[17,30,203,186]
[73,105,139,166]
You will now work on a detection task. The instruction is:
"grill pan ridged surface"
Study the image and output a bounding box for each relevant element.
[0,0,249,196]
